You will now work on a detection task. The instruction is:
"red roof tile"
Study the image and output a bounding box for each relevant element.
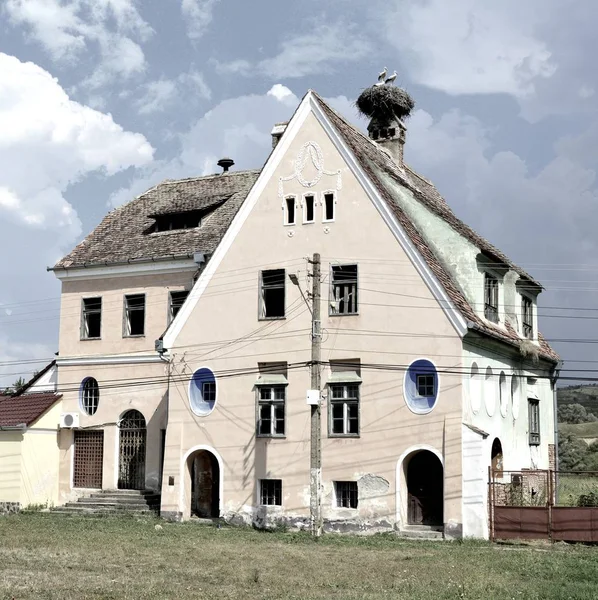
[0,393,61,427]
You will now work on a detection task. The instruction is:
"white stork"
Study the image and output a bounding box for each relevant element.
[385,70,397,85]
[378,67,388,83]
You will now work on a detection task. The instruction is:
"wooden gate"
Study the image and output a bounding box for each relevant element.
[118,410,146,490]
[73,430,104,488]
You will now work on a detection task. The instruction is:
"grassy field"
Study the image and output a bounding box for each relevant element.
[1,515,598,599]
[559,422,598,438]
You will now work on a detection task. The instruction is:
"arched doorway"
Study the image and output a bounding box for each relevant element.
[187,450,220,518]
[406,451,443,526]
[491,438,503,477]
[118,410,146,490]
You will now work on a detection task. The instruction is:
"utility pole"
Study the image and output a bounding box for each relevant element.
[309,253,322,537]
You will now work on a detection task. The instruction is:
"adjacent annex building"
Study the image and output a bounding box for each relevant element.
[50,85,559,538]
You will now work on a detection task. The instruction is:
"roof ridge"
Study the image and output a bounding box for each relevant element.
[159,169,262,186]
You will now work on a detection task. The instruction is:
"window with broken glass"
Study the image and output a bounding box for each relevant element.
[329,384,359,436]
[335,481,358,508]
[259,269,285,319]
[81,297,102,339]
[257,386,286,437]
[260,479,282,506]
[124,294,146,336]
[169,290,189,323]
[330,264,358,315]
[484,273,499,323]
[528,399,540,445]
[522,296,533,339]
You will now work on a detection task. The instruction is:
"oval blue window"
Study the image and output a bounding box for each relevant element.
[189,368,217,416]
[404,359,439,414]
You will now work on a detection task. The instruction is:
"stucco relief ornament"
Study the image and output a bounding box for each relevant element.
[278,141,342,198]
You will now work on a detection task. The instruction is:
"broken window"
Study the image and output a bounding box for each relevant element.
[260,479,282,506]
[335,481,358,508]
[81,377,99,416]
[303,194,315,223]
[124,294,145,336]
[285,197,296,225]
[528,399,540,445]
[260,269,285,319]
[329,384,359,436]
[81,297,102,339]
[484,273,499,323]
[323,192,335,221]
[257,386,286,437]
[169,290,189,323]
[416,374,435,397]
[522,296,533,339]
[330,265,358,315]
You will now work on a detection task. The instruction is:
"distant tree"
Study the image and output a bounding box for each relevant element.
[558,403,598,424]
[558,433,591,471]
[2,377,26,395]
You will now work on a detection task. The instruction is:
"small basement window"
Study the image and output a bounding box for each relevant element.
[484,273,499,323]
[81,297,102,339]
[169,290,189,323]
[260,269,285,319]
[323,192,335,221]
[260,479,282,506]
[285,197,296,225]
[303,195,315,223]
[522,296,533,339]
[124,294,145,336]
[330,265,358,315]
[335,481,358,508]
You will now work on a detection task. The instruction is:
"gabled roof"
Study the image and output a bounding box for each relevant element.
[53,170,260,269]
[311,92,557,362]
[0,392,61,427]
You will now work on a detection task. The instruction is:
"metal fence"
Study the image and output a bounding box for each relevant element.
[490,469,598,542]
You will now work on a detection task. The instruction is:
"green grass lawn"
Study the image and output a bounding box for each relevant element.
[2,514,598,599]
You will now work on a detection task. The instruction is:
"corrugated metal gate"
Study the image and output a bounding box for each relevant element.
[73,430,104,488]
[118,410,146,490]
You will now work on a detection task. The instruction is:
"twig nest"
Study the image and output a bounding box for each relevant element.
[356,85,415,123]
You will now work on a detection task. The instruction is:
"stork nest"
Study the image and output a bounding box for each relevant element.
[356,85,415,123]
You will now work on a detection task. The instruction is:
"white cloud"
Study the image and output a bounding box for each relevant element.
[215,21,371,79]
[384,0,555,98]
[5,0,153,88]
[181,0,219,41]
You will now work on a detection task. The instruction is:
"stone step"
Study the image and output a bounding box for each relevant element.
[67,501,157,510]
[51,507,156,518]
[84,495,160,505]
[397,527,444,540]
[95,489,159,497]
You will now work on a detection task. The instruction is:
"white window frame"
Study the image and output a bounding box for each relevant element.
[328,383,360,437]
[322,190,336,223]
[123,293,146,337]
[169,290,189,324]
[81,297,102,340]
[80,377,100,416]
[302,193,315,224]
[329,264,358,316]
[256,385,286,437]
[284,195,296,226]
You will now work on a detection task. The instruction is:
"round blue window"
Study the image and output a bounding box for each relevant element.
[404,359,439,414]
[189,368,217,416]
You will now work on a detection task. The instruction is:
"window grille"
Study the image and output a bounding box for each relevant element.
[484,273,499,322]
[522,296,533,339]
[260,269,285,319]
[528,399,540,445]
[330,265,358,315]
[257,386,285,436]
[81,377,99,416]
[81,297,102,339]
[329,384,359,436]
[169,290,189,322]
[73,430,104,488]
[260,479,282,505]
[124,294,145,336]
[416,374,435,397]
[335,481,358,508]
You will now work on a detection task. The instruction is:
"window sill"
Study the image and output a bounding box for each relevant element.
[256,434,286,439]
[303,220,314,225]
[328,434,360,439]
[258,316,286,321]
[80,337,101,341]
[328,312,359,317]
[529,441,540,447]
[123,334,146,338]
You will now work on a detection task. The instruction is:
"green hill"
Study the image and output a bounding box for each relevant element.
[557,384,598,412]
[559,422,598,439]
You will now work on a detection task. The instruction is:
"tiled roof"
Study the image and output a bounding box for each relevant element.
[53,170,260,269]
[0,392,61,427]
[312,93,558,362]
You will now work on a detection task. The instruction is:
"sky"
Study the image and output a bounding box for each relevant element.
[1,0,598,388]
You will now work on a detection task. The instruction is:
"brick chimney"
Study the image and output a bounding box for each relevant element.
[367,117,406,168]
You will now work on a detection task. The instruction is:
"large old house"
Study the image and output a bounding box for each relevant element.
[48,88,559,538]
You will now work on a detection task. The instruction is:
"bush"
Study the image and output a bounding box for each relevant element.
[577,492,598,507]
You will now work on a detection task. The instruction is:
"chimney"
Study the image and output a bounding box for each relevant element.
[271,122,288,149]
[367,117,407,168]
[217,157,234,173]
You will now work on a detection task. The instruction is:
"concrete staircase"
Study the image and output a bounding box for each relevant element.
[51,489,161,518]
[396,525,444,540]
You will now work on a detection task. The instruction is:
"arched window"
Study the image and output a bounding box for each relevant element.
[491,438,503,477]
[470,362,481,414]
[81,377,99,416]
[189,368,217,416]
[499,372,508,418]
[404,359,439,414]
[484,367,495,416]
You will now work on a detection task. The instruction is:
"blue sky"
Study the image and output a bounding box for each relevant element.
[1,0,598,386]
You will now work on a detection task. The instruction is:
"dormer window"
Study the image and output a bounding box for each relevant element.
[522,296,533,339]
[151,210,203,232]
[484,273,499,323]
[285,196,296,225]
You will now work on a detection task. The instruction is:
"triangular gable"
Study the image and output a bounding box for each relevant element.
[163,91,468,349]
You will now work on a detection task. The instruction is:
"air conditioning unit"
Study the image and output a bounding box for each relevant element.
[60,412,80,429]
